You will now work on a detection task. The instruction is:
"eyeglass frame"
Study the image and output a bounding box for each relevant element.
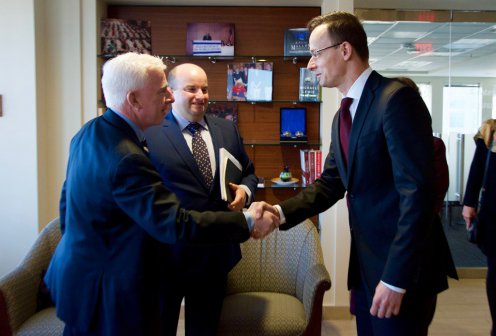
[309,42,343,58]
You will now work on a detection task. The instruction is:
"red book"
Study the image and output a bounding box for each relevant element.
[315,150,322,180]
[309,150,316,184]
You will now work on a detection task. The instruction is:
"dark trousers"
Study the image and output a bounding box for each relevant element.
[160,270,228,336]
[354,280,437,336]
[487,256,496,336]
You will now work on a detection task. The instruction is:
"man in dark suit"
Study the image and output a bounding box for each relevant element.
[144,63,257,336]
[44,53,278,336]
[250,12,457,335]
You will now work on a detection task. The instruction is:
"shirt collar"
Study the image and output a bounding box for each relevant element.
[344,67,373,117]
[172,109,208,132]
[110,109,146,142]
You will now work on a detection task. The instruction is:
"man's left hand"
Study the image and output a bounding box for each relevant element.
[228,183,246,212]
[370,282,404,318]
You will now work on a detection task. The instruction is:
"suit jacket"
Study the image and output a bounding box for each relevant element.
[464,137,496,257]
[279,71,456,297]
[433,137,449,214]
[44,109,250,335]
[144,113,257,274]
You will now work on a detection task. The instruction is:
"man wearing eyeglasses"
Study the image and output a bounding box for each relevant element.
[250,11,456,336]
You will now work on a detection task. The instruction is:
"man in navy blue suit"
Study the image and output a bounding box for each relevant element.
[250,12,456,336]
[145,63,257,336]
[44,53,278,336]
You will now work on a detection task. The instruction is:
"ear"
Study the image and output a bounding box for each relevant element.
[342,42,353,61]
[126,91,141,109]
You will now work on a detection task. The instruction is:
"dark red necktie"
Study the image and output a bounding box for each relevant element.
[339,97,353,166]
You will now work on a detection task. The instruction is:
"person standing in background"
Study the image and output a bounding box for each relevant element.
[463,119,496,336]
[145,63,258,336]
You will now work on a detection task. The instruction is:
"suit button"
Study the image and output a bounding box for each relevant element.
[348,193,354,199]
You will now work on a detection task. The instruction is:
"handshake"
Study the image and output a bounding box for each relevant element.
[247,202,280,240]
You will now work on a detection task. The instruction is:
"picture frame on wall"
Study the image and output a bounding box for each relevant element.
[186,23,235,56]
[227,62,273,102]
[101,18,152,55]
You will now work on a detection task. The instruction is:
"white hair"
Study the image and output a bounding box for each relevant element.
[101,52,167,111]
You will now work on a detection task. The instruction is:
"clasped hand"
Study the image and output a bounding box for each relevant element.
[247,201,280,239]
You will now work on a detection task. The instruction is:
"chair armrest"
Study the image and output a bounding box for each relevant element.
[301,264,331,335]
[0,265,40,332]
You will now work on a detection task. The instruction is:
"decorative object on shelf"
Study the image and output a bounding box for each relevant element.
[206,102,238,124]
[257,176,265,189]
[227,62,273,102]
[299,68,321,102]
[186,23,235,56]
[284,28,311,57]
[101,18,151,55]
[271,177,299,186]
[280,107,307,143]
[279,166,293,182]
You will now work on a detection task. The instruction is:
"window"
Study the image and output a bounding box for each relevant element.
[442,84,482,134]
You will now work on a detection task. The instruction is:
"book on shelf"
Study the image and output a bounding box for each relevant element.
[186,23,235,56]
[298,68,321,102]
[227,62,273,102]
[283,28,311,57]
[205,102,238,124]
[219,148,243,202]
[300,149,322,185]
[101,18,152,55]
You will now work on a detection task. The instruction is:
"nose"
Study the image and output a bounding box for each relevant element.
[307,57,316,70]
[165,87,175,103]
[194,88,205,99]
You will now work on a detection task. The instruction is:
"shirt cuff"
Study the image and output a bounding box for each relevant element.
[274,205,286,225]
[243,210,254,232]
[381,280,406,294]
[239,184,252,206]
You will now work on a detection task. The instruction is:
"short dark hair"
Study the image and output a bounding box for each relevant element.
[307,11,369,62]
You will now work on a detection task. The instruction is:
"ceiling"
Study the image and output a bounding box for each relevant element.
[104,0,496,77]
[364,21,496,77]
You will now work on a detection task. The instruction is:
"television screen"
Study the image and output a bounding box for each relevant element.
[280,107,307,143]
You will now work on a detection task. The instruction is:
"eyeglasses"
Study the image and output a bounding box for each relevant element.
[309,42,343,58]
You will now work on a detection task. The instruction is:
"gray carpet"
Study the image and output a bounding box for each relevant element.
[442,204,487,268]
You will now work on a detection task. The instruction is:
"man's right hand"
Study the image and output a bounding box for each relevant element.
[248,201,280,220]
[462,205,476,230]
[249,208,279,239]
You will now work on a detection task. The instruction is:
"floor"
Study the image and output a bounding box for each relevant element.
[322,278,492,336]
[176,278,491,335]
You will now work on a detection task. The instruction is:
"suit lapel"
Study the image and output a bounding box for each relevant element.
[332,111,349,186]
[205,116,223,181]
[163,113,209,189]
[347,71,381,185]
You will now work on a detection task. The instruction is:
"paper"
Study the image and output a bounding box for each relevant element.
[220,148,243,202]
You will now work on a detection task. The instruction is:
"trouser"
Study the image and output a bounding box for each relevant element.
[354,279,437,336]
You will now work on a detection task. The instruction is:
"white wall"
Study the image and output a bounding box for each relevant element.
[0,0,39,276]
[0,0,97,277]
